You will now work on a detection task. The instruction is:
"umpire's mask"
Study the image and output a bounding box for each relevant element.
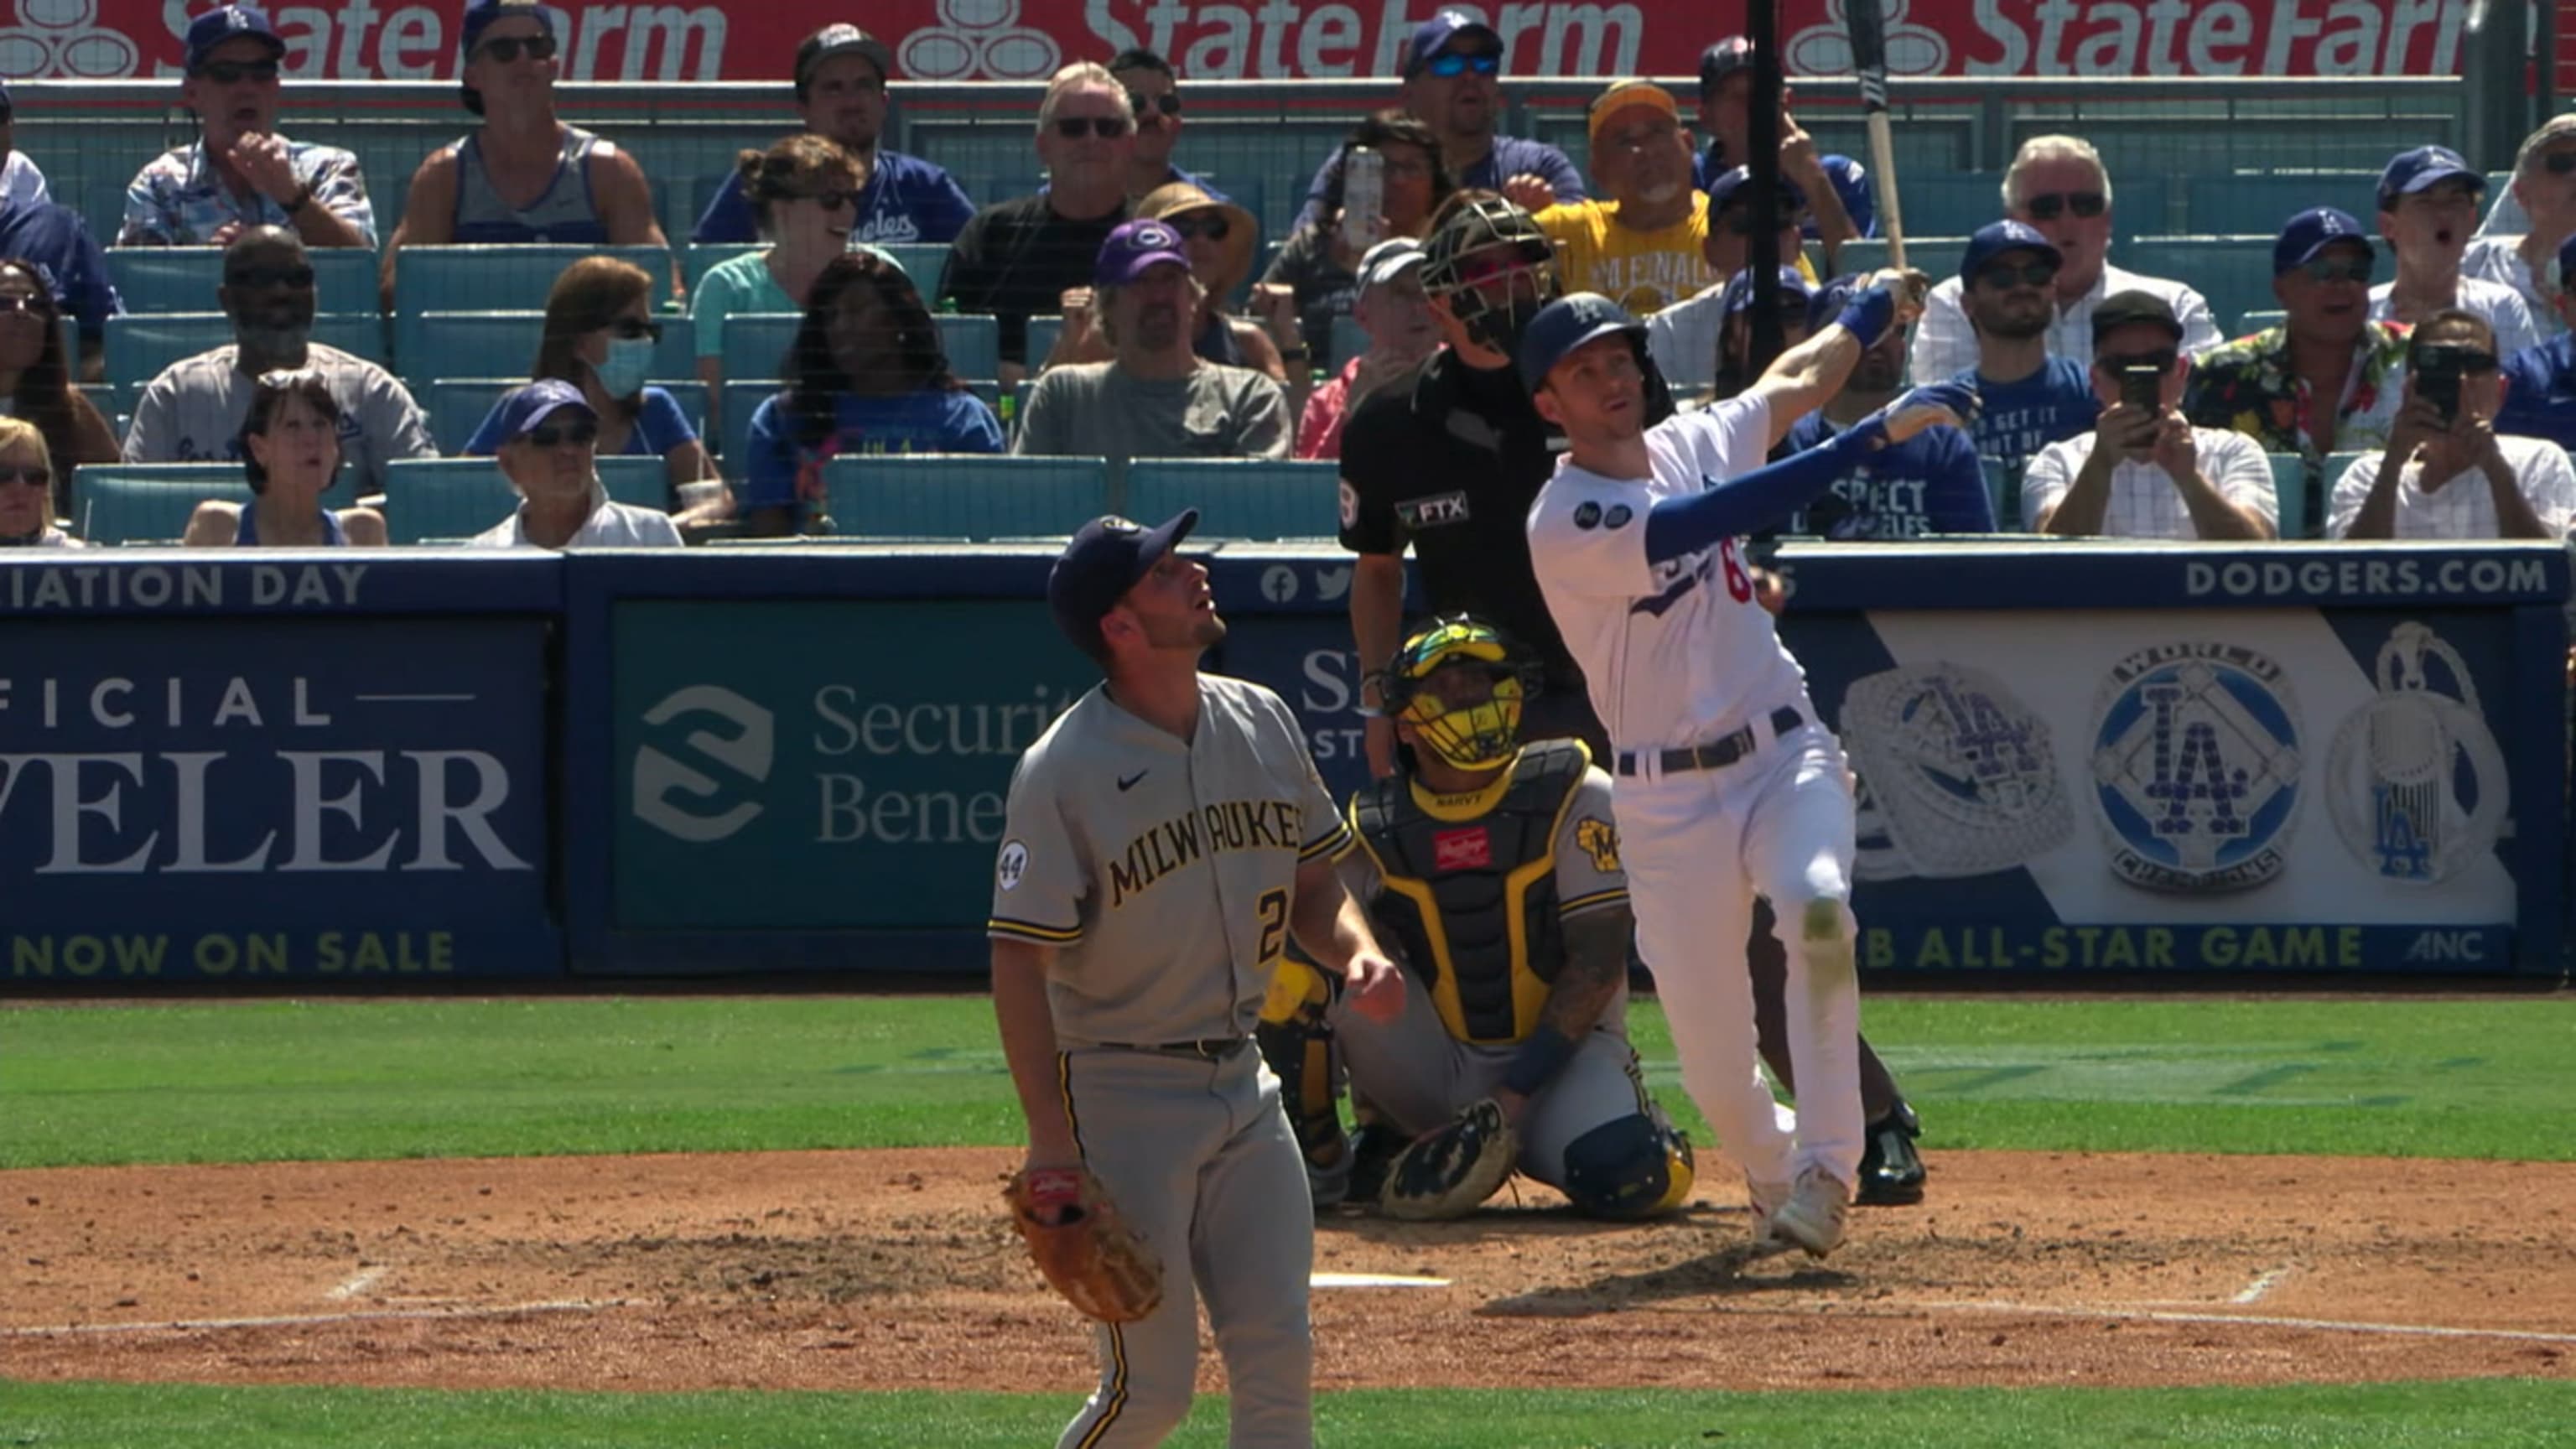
[1423,196,1562,362]
[1384,615,1545,773]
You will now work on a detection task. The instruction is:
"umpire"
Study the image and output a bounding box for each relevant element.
[1333,194,1927,1206]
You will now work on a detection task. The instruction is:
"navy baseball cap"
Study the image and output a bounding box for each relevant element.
[1404,10,1503,78]
[1958,219,2064,282]
[2377,145,2483,212]
[1720,264,1815,317]
[1699,36,1756,96]
[461,0,553,58]
[1095,220,1192,288]
[1516,292,1644,393]
[1050,511,1201,658]
[1706,164,1806,215]
[2090,289,2184,345]
[184,5,284,73]
[796,24,894,93]
[493,379,596,441]
[2274,206,2374,274]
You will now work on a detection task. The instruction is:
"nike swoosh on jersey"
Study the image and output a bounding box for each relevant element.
[1117,771,1149,791]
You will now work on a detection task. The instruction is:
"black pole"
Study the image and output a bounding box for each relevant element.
[1745,0,1785,377]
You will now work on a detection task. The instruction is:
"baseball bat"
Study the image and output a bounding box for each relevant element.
[1845,0,1906,273]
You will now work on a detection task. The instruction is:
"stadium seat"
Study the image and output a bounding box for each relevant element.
[1025,314,1062,370]
[389,246,675,370]
[2184,172,2379,237]
[881,243,950,292]
[2117,236,2277,342]
[106,312,385,397]
[820,453,1109,540]
[718,312,799,390]
[381,455,667,543]
[719,379,779,466]
[409,311,698,392]
[937,314,1000,382]
[683,243,761,293]
[70,462,356,544]
[1328,314,1366,371]
[106,247,382,315]
[1125,458,1338,541]
[1978,455,2023,530]
[2265,453,2312,539]
[425,377,711,459]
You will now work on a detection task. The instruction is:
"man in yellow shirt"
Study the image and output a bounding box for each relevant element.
[1535,80,1711,315]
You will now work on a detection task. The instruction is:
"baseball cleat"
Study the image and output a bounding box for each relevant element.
[1301,1125,1353,1209]
[1857,1101,1927,1206]
[1768,1166,1852,1259]
[1744,1176,1795,1257]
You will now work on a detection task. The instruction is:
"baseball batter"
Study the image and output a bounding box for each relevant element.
[1263,615,1696,1219]
[989,508,1402,1449]
[1519,289,1973,1257]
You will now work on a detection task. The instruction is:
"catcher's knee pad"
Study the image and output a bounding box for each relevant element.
[1560,1111,1696,1220]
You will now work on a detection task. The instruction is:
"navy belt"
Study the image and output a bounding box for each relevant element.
[1617,706,1805,779]
[1096,1037,1249,1059]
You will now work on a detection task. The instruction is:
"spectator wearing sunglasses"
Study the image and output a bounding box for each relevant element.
[470,379,683,548]
[0,260,115,522]
[2028,290,2275,540]
[2184,209,2410,475]
[2371,147,2539,356]
[1909,136,2219,385]
[0,84,54,211]
[690,26,974,249]
[2334,309,2574,540]
[1534,80,1713,318]
[127,226,434,494]
[182,367,387,547]
[1256,112,1456,362]
[1051,185,1291,392]
[742,253,1004,537]
[1299,11,1584,228]
[1765,275,1990,540]
[0,115,117,385]
[1644,174,1815,396]
[2463,115,2576,345]
[938,62,1136,386]
[384,0,670,303]
[0,418,73,547]
[465,256,717,518]
[2498,235,2576,452]
[1106,49,1226,204]
[1692,36,1867,266]
[1016,220,1288,465]
[1948,221,2098,479]
[119,6,373,250]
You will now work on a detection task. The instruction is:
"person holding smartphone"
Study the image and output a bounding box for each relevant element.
[2330,309,2576,539]
[2022,290,2277,538]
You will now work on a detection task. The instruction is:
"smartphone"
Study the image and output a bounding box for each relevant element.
[2414,346,2462,424]
[2119,365,2162,413]
[1343,147,1384,252]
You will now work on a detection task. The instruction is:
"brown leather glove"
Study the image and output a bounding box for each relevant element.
[1003,1166,1164,1322]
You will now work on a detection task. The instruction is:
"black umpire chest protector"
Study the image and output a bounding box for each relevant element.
[1351,740,1588,1044]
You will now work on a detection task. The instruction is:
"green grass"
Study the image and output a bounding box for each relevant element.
[3,995,2572,1168]
[3,1379,2571,1448]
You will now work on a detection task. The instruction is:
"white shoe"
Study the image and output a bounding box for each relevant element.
[1767,1166,1852,1259]
[1744,1176,1794,1256]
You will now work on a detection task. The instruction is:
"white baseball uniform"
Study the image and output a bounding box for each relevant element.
[1521,392,1864,1199]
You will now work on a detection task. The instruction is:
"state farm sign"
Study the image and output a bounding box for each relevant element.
[0,0,2467,81]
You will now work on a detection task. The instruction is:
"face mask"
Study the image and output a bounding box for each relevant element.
[1461,285,1555,360]
[595,335,652,399]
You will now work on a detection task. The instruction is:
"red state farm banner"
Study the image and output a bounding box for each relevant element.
[4,1,2468,83]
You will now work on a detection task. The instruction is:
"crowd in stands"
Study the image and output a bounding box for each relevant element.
[11,0,2576,552]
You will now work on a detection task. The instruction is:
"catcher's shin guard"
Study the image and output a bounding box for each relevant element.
[1256,956,1349,1205]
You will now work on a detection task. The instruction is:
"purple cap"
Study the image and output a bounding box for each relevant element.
[2273,206,2375,274]
[185,5,284,74]
[1095,219,1192,288]
[1699,36,1756,95]
[1706,164,1806,215]
[1958,219,2064,282]
[493,379,597,441]
[1720,265,1814,315]
[1404,10,1504,78]
[2377,145,2483,212]
[461,0,553,59]
[1049,511,1201,660]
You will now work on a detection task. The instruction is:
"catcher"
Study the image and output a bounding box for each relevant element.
[1259,615,1696,1222]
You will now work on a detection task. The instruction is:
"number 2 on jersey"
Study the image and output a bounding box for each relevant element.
[1254,887,1289,967]
[1719,538,1754,604]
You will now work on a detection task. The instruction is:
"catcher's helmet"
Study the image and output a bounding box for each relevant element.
[1381,615,1545,773]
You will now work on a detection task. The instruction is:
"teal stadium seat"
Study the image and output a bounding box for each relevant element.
[936,314,1000,382]
[408,311,696,393]
[820,453,1109,540]
[718,312,799,391]
[1125,458,1339,541]
[719,379,776,466]
[2184,173,2379,237]
[2265,453,2311,540]
[2117,236,2276,344]
[382,455,667,543]
[72,462,356,544]
[107,312,385,397]
[106,247,382,315]
[1978,456,2023,530]
[389,246,674,372]
[1025,314,1062,369]
[880,243,949,292]
[425,377,710,459]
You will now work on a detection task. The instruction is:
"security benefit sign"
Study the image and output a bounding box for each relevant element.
[612,600,1098,931]
[0,619,551,985]
[1784,607,2527,974]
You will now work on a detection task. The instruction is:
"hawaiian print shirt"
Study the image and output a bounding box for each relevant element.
[118,138,377,247]
[2181,321,2412,462]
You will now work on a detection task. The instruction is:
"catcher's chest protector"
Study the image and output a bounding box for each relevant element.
[1353,739,1586,1043]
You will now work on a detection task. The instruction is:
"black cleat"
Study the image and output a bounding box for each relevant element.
[1856,1101,1927,1207]
[1343,1121,1403,1207]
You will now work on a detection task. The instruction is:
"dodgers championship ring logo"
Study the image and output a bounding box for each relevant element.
[1841,662,2070,880]
[2325,623,2507,886]
[2090,641,2301,893]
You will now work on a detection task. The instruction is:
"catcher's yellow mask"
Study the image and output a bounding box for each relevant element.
[1386,617,1538,773]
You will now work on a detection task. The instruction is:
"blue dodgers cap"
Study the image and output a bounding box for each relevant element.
[2377,144,2483,212]
[1706,164,1807,214]
[184,5,285,73]
[1049,511,1201,658]
[2274,206,2375,274]
[1095,219,1192,288]
[1957,219,2063,282]
[1404,9,1503,77]
[1516,292,1646,393]
[461,0,553,57]
[1719,264,1814,316]
[492,378,596,440]
[1699,36,1756,96]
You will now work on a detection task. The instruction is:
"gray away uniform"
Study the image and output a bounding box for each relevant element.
[989,672,1351,1449]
